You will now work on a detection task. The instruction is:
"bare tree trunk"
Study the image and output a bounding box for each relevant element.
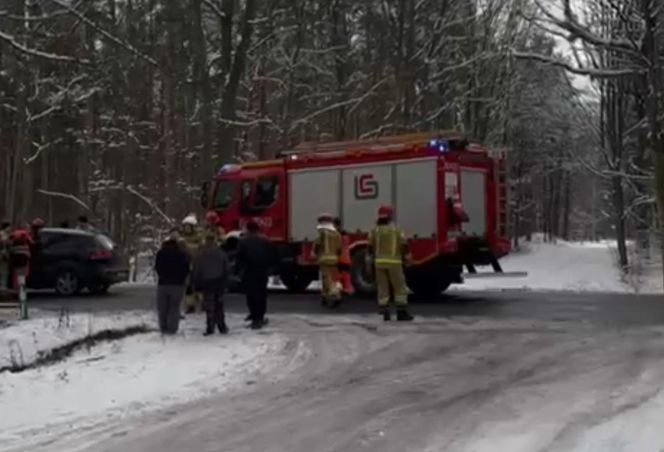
[218,0,257,162]
[562,170,571,240]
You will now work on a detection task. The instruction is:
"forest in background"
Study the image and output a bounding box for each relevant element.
[0,0,662,281]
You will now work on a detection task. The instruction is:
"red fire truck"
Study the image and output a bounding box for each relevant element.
[201,131,512,296]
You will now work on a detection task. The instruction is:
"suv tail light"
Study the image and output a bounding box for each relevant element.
[90,249,113,260]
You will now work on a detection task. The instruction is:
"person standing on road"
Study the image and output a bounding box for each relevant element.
[0,222,11,291]
[204,211,226,247]
[368,205,413,322]
[179,214,202,314]
[29,218,44,240]
[236,220,275,330]
[314,213,342,308]
[154,233,190,335]
[76,216,96,232]
[333,217,354,297]
[192,233,230,336]
[9,229,32,294]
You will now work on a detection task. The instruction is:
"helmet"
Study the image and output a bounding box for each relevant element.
[317,213,334,223]
[182,214,198,226]
[31,218,45,227]
[377,205,394,220]
[205,211,219,225]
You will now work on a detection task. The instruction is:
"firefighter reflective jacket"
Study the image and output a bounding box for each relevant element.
[9,230,32,269]
[204,226,226,247]
[369,224,406,267]
[315,227,342,265]
[180,229,201,258]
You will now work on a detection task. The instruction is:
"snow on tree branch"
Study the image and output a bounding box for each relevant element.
[513,50,644,77]
[48,0,161,70]
[36,189,91,211]
[125,186,173,225]
[532,0,644,57]
[202,0,226,19]
[0,29,87,64]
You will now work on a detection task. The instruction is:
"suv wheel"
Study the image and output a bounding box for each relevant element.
[55,270,80,296]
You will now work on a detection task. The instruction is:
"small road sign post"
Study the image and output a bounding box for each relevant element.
[17,271,28,320]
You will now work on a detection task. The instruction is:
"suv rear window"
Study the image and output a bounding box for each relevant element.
[96,234,115,250]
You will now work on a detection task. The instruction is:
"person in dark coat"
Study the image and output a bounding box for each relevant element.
[192,233,230,336]
[236,220,276,330]
[154,234,190,335]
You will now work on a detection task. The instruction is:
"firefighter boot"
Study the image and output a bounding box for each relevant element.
[203,323,215,336]
[381,307,391,321]
[396,309,414,322]
[330,295,342,309]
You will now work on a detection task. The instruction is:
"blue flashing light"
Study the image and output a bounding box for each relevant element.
[217,164,238,175]
[428,138,449,153]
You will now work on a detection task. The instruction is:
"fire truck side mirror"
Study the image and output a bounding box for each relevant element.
[200,182,210,208]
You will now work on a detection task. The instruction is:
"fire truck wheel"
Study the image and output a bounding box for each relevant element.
[350,248,376,296]
[279,270,313,293]
[407,274,450,299]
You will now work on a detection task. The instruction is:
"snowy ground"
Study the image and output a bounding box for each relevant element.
[457,239,663,294]
[0,310,154,369]
[0,311,293,451]
[12,313,664,452]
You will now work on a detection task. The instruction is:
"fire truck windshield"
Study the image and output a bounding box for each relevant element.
[213,180,236,210]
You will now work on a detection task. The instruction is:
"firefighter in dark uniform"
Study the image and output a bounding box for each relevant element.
[368,205,413,321]
[236,220,275,330]
[314,213,342,308]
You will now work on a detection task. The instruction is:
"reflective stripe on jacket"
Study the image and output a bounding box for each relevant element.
[180,230,201,256]
[369,224,405,266]
[315,228,341,265]
[203,226,226,247]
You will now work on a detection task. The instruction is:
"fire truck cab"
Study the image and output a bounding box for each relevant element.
[201,131,511,296]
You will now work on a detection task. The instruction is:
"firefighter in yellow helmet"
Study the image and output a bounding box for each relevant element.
[180,213,202,314]
[314,213,342,308]
[368,205,413,321]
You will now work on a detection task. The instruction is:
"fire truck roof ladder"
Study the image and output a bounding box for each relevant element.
[280,130,467,156]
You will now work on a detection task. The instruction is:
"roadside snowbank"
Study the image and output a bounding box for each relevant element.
[457,240,663,294]
[0,310,154,369]
[0,312,290,449]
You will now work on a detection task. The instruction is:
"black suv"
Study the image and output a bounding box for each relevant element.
[28,228,129,296]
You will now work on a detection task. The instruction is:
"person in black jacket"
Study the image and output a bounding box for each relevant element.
[236,220,276,330]
[154,234,191,334]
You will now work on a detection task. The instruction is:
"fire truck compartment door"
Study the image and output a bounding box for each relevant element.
[395,160,437,237]
[460,169,487,236]
[289,169,340,241]
[342,164,392,233]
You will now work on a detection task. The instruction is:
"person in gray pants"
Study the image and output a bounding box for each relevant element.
[192,233,230,336]
[154,234,191,334]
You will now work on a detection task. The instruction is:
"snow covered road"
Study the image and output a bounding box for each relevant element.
[0,313,294,451]
[8,312,664,452]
